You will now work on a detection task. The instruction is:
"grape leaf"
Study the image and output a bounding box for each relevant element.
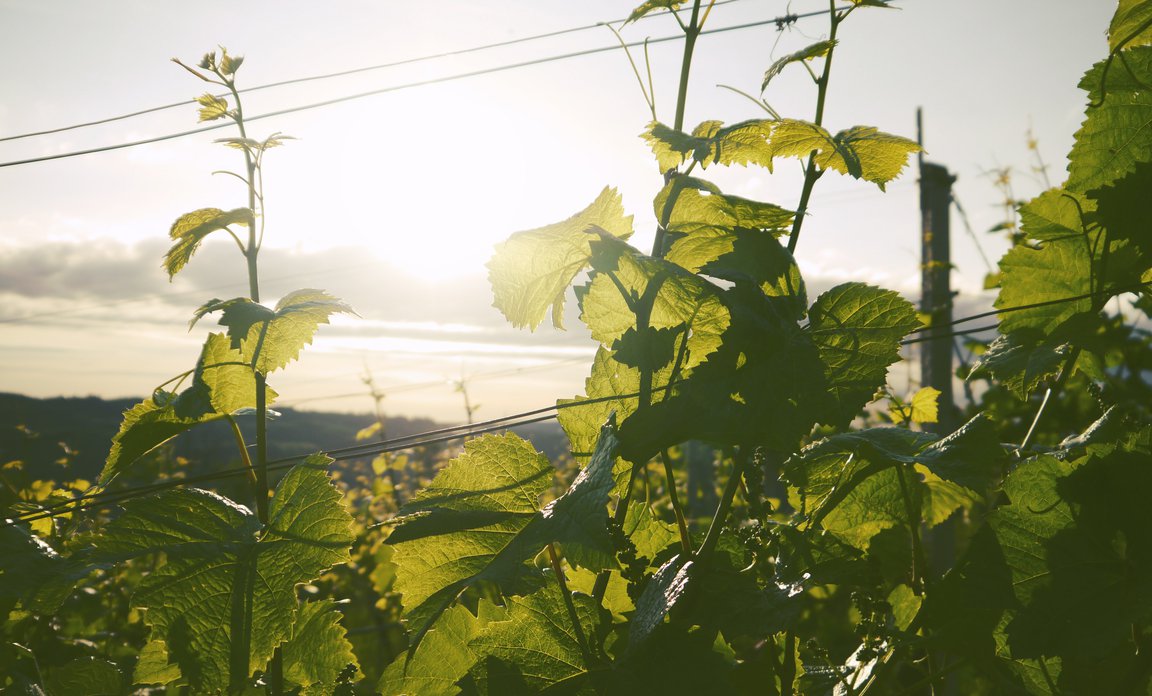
[133,640,182,687]
[1110,0,1152,50]
[807,283,921,427]
[969,333,1069,400]
[889,387,940,425]
[581,233,729,376]
[629,555,693,649]
[164,207,250,278]
[625,0,684,24]
[388,424,619,657]
[282,599,360,693]
[655,176,793,237]
[488,187,633,330]
[992,445,1152,664]
[192,289,355,374]
[42,657,122,696]
[0,522,92,613]
[762,40,836,91]
[461,590,610,695]
[99,333,275,485]
[195,93,229,122]
[93,457,353,693]
[379,604,481,696]
[1068,46,1152,192]
[641,121,722,172]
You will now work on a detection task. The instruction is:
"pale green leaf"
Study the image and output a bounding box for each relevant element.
[762,40,836,91]
[626,0,684,24]
[193,289,355,374]
[388,424,619,657]
[488,187,633,330]
[1068,47,1152,192]
[655,176,793,244]
[462,590,609,694]
[641,121,719,172]
[807,283,921,427]
[196,93,228,121]
[282,600,360,692]
[379,604,481,696]
[887,585,922,632]
[220,53,244,76]
[889,386,940,425]
[164,207,250,278]
[94,457,353,693]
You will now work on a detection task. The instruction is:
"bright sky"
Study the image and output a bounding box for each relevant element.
[0,0,1116,424]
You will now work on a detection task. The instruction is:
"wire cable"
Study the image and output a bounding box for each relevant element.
[0,0,753,144]
[0,7,851,170]
[6,281,1142,528]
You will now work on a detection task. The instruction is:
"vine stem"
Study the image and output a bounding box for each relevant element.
[894,465,928,595]
[547,543,594,668]
[659,450,693,553]
[592,462,639,602]
[1016,346,1081,457]
[695,447,748,561]
[786,0,846,255]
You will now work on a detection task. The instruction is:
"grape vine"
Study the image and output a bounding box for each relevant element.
[3,1,1152,695]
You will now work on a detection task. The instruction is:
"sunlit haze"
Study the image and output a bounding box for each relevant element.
[0,0,1115,423]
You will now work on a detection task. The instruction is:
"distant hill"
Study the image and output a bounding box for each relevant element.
[0,393,570,485]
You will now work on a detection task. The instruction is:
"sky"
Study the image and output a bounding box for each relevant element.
[0,0,1118,424]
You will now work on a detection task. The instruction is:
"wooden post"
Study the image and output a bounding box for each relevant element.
[919,161,958,434]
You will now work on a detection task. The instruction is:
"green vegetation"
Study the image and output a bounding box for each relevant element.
[4,1,1152,694]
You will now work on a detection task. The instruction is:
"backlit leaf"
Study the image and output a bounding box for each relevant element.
[462,590,609,694]
[762,40,836,91]
[100,333,274,485]
[164,207,250,278]
[889,387,940,425]
[488,187,633,330]
[1068,47,1152,192]
[626,0,685,24]
[193,289,355,374]
[1111,0,1152,52]
[282,599,360,693]
[195,93,229,122]
[969,333,1069,400]
[43,657,122,696]
[94,457,353,693]
[807,283,920,427]
[388,423,619,656]
[379,604,481,696]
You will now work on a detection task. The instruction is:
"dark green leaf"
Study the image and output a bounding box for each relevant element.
[0,522,91,613]
[969,332,1069,400]
[379,604,481,696]
[629,555,693,650]
[43,657,122,696]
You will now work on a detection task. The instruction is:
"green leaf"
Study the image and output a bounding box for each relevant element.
[625,0,684,24]
[1068,47,1152,192]
[219,53,244,76]
[195,93,229,121]
[581,233,729,376]
[889,387,940,425]
[784,426,990,550]
[134,640,182,686]
[94,457,353,693]
[388,423,620,656]
[1111,0,1152,51]
[193,289,355,374]
[754,120,920,190]
[969,333,1069,400]
[379,604,481,696]
[807,283,921,427]
[99,333,274,485]
[164,207,250,278]
[655,176,794,239]
[488,187,633,330]
[641,121,719,172]
[43,657,122,696]
[282,600,360,692]
[0,522,91,613]
[991,445,1152,664]
[462,590,609,695]
[629,555,693,649]
[762,40,836,91]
